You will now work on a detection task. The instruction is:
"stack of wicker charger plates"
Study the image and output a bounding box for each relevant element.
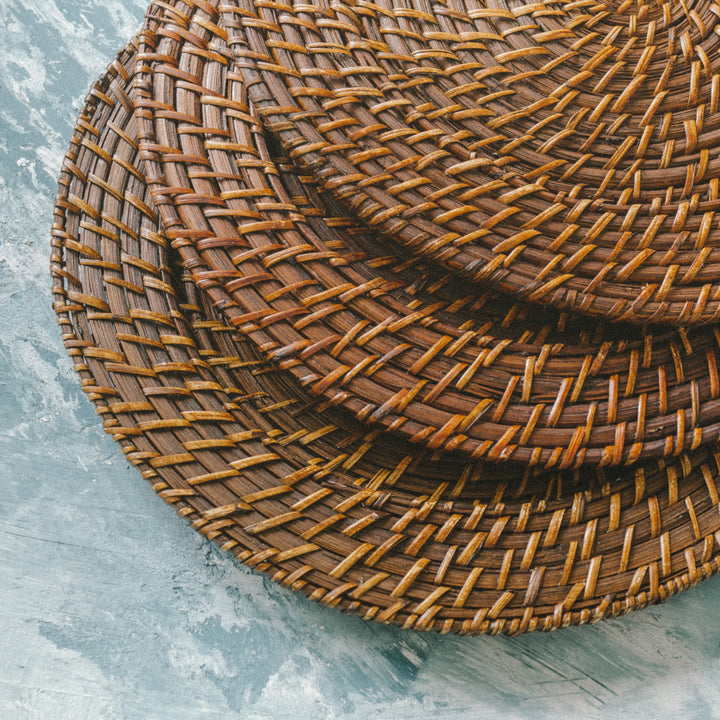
[51,0,720,635]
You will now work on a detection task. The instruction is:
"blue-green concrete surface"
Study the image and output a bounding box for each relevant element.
[2,2,720,718]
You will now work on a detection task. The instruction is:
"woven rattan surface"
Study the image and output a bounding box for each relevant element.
[51,0,720,635]
[219,0,720,325]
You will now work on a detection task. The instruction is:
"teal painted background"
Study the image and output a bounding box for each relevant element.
[2,1,720,717]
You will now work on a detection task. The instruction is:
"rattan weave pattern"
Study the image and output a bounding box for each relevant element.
[219,0,720,325]
[50,0,720,636]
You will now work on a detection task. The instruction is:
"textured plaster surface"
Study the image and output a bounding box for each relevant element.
[2,1,720,718]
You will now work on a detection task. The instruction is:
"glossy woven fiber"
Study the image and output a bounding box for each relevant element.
[51,0,720,636]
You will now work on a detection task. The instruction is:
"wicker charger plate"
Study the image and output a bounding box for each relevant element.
[133,0,720,470]
[52,36,720,635]
[220,0,720,325]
